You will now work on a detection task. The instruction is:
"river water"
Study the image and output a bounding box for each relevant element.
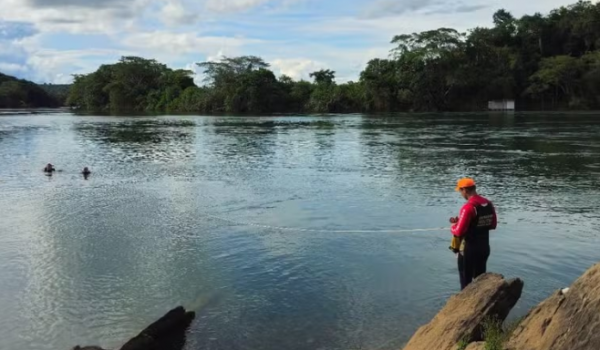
[0,113,599,350]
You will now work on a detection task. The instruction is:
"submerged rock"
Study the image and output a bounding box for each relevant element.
[506,263,600,350]
[403,273,524,350]
[73,306,195,350]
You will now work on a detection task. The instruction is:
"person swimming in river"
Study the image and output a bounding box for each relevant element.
[43,163,56,173]
[82,167,91,179]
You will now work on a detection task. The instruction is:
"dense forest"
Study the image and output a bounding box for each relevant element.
[40,84,71,106]
[5,1,600,113]
[0,73,63,108]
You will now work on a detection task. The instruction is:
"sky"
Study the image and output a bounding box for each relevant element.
[0,0,581,84]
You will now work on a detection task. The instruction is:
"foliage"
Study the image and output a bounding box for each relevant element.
[309,69,336,85]
[66,57,194,112]
[456,336,470,350]
[58,1,600,113]
[0,73,61,108]
[482,317,504,350]
[480,316,526,350]
[40,84,71,105]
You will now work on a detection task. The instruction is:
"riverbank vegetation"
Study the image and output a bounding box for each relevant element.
[0,73,63,108]
[4,1,600,113]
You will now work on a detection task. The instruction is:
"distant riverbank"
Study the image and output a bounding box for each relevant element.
[3,2,598,116]
[0,108,71,116]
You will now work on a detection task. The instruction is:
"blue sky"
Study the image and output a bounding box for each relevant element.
[0,0,580,84]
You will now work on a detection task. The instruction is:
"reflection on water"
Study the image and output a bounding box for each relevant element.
[0,113,599,350]
[73,119,197,165]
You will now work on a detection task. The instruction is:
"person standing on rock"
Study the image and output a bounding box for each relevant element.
[449,178,497,290]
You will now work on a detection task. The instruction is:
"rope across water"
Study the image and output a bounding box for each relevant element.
[202,212,450,234]
[200,210,450,350]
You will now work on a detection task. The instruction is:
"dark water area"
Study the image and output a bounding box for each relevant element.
[0,112,599,350]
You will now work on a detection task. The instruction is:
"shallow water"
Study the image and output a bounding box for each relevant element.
[0,112,599,350]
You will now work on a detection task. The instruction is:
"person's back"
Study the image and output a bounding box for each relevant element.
[462,194,495,248]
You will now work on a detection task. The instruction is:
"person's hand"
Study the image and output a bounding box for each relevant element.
[449,217,458,224]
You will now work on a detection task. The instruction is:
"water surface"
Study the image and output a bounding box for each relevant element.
[0,113,599,350]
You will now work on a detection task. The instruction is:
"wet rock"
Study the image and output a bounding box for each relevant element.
[506,263,600,350]
[403,273,524,350]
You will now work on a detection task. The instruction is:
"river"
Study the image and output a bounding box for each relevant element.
[0,112,599,350]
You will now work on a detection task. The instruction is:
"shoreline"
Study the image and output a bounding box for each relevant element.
[4,109,600,117]
[73,261,600,350]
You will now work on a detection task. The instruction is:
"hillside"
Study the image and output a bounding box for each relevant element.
[0,73,62,108]
[40,84,71,106]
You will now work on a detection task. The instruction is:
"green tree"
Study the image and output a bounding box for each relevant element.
[309,69,336,85]
[59,1,600,114]
[391,28,465,59]
[360,59,401,111]
[0,73,60,108]
[525,55,585,107]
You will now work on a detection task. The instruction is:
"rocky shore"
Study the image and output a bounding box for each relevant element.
[404,262,600,350]
[74,263,600,350]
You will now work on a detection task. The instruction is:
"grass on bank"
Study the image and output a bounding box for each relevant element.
[457,317,523,350]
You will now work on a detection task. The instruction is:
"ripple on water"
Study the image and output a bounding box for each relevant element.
[0,114,600,350]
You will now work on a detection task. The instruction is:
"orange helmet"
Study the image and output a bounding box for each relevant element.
[455,178,476,191]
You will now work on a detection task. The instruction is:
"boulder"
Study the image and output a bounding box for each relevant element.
[506,263,600,350]
[403,273,524,350]
[73,306,195,350]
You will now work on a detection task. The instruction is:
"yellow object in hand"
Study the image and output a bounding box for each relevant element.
[449,235,463,253]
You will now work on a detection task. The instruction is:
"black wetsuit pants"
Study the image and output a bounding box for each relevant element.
[458,244,490,290]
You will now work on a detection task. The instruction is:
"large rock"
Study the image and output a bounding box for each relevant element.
[73,306,195,350]
[403,273,524,350]
[506,263,600,350]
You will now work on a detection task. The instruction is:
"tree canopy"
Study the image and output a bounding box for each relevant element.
[0,73,62,108]
[57,0,600,113]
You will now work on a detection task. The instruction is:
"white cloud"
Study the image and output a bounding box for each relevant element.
[24,48,125,83]
[0,0,149,34]
[121,31,263,59]
[364,0,439,18]
[269,58,327,80]
[25,0,123,8]
[161,0,201,26]
[362,0,490,19]
[0,0,583,84]
[206,0,270,12]
[0,62,27,74]
[0,30,126,83]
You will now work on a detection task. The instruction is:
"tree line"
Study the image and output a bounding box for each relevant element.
[0,73,63,108]
[7,1,600,113]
